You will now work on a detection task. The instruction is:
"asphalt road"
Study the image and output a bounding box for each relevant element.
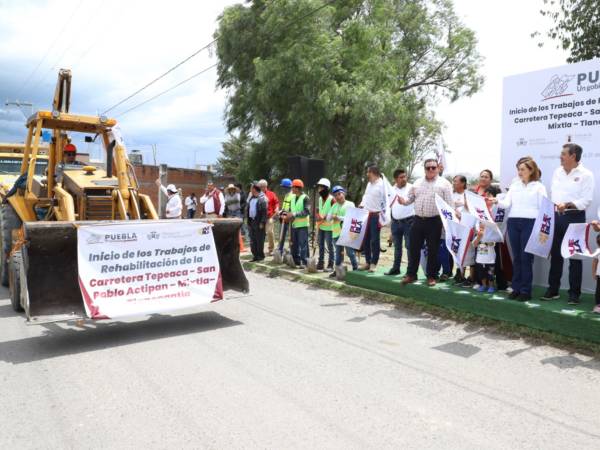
[1,271,600,449]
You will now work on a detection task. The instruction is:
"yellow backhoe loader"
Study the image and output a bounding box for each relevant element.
[1,69,248,321]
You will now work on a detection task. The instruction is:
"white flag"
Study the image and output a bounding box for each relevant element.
[436,137,448,170]
[465,191,503,242]
[379,175,394,227]
[460,211,478,267]
[445,220,475,269]
[525,196,555,257]
[435,194,458,227]
[561,223,600,259]
[491,193,509,237]
[337,206,370,250]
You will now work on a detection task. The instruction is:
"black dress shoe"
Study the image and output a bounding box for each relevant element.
[540,290,560,301]
[568,297,580,305]
[385,269,400,276]
[518,293,532,302]
[508,291,520,300]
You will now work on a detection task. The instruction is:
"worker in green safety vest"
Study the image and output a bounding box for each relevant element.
[288,178,311,267]
[328,185,358,277]
[316,177,335,271]
[277,178,294,254]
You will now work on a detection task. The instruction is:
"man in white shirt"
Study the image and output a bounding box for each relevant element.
[358,165,386,272]
[199,182,225,218]
[184,193,197,219]
[385,168,415,276]
[154,179,182,219]
[542,143,595,304]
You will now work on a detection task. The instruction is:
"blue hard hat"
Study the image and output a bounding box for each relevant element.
[280,178,292,188]
[331,185,345,194]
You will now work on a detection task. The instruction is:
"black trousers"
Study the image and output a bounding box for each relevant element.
[548,211,586,297]
[407,216,442,279]
[249,219,266,260]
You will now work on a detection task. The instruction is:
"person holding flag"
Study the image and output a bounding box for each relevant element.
[398,159,454,287]
[541,143,595,305]
[493,157,546,301]
[358,165,387,272]
[328,185,358,277]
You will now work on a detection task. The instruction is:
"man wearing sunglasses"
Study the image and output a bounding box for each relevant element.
[398,159,454,287]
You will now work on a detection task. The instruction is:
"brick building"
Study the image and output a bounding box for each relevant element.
[133,163,236,214]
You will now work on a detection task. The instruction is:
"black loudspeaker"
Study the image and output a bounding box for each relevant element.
[287,156,325,187]
[287,156,308,180]
[306,158,325,187]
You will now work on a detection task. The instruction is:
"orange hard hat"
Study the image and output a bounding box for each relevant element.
[292,179,304,188]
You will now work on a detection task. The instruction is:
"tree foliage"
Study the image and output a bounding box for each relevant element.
[534,0,600,63]
[215,0,482,196]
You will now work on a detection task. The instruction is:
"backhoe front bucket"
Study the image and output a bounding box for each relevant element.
[22,219,249,322]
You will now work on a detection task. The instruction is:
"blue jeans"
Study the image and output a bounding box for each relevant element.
[363,213,381,265]
[291,226,309,265]
[318,229,334,266]
[334,237,358,270]
[507,217,535,295]
[390,217,412,271]
[278,222,289,253]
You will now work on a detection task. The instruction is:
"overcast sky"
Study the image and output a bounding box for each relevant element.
[0,0,568,177]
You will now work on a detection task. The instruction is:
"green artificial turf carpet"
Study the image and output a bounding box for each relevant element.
[345,268,600,343]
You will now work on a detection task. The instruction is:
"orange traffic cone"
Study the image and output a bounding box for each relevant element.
[239,231,245,253]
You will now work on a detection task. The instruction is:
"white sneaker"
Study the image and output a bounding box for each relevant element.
[368,264,377,273]
[472,284,481,290]
[506,287,513,294]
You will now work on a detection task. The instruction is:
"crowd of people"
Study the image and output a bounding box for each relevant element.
[159,142,600,314]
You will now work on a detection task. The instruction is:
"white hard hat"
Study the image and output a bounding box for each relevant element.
[317,178,331,188]
[167,184,177,192]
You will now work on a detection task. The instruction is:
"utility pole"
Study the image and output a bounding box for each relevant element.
[158,163,168,219]
[5,100,34,118]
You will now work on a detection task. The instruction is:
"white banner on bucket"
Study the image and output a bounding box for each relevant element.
[77,221,222,320]
[337,206,370,250]
[525,196,555,257]
[561,223,600,259]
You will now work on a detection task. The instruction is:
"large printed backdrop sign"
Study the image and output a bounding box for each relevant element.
[77,222,222,319]
[501,58,600,291]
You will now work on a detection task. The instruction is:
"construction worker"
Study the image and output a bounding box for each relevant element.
[55,142,84,184]
[289,179,310,268]
[316,178,335,271]
[154,179,182,219]
[328,185,358,278]
[277,178,293,254]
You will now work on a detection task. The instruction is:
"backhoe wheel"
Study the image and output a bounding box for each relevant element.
[9,250,23,312]
[0,203,22,287]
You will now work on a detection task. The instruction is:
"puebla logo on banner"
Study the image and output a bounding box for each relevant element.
[435,194,473,269]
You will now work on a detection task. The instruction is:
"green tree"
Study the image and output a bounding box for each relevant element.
[215,0,482,197]
[534,0,600,63]
[216,132,253,183]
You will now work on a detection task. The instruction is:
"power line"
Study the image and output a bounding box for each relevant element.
[116,64,217,118]
[102,39,217,115]
[16,0,84,97]
[29,1,104,93]
[110,0,337,118]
